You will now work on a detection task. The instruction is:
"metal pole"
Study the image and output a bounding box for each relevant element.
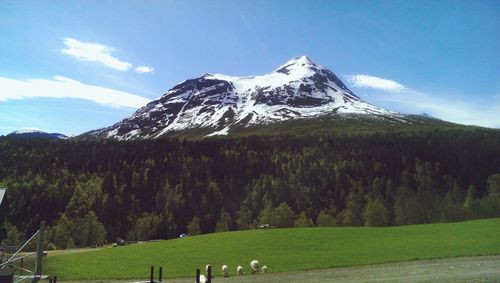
[196,269,200,283]
[158,266,163,282]
[150,266,154,283]
[20,257,23,276]
[207,265,211,283]
[33,221,46,283]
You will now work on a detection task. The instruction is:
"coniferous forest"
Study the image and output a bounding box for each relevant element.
[0,127,499,249]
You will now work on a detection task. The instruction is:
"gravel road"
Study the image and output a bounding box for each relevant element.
[62,255,500,283]
[177,256,500,283]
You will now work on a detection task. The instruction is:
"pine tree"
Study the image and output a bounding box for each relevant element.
[464,185,477,216]
[316,210,337,227]
[274,202,296,228]
[215,209,232,232]
[363,197,390,227]
[342,188,363,226]
[236,207,252,230]
[394,186,417,225]
[187,216,201,235]
[295,211,314,227]
[258,202,275,226]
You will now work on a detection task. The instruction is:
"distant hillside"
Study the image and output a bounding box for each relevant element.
[7,129,68,139]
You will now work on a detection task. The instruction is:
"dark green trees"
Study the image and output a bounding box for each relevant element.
[0,128,498,248]
[363,197,390,227]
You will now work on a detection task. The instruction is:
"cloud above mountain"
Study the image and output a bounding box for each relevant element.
[347,74,406,93]
[61,38,132,71]
[0,75,151,108]
[135,66,154,74]
[346,74,500,128]
[61,38,154,74]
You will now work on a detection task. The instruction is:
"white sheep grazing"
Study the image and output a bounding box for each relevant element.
[250,260,259,274]
[237,265,243,275]
[199,274,207,283]
[222,264,229,277]
[261,265,268,273]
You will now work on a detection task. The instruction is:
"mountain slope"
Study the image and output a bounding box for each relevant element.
[83,56,406,140]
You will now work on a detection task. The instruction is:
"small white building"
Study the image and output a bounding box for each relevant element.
[0,188,5,205]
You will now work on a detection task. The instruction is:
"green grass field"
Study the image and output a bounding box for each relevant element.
[44,218,500,280]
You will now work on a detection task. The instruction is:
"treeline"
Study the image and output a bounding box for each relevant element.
[0,129,499,249]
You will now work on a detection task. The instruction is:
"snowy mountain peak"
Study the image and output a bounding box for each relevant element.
[83,56,402,140]
[273,55,323,77]
[284,55,316,66]
[275,55,316,70]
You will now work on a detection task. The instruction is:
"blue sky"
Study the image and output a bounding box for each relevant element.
[1,0,499,135]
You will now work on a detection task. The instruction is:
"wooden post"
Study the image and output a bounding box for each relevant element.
[196,269,200,283]
[158,266,163,282]
[207,265,211,283]
[33,221,46,283]
[53,276,57,283]
[150,266,154,283]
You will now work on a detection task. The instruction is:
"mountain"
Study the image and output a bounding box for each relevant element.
[7,129,68,139]
[83,56,407,140]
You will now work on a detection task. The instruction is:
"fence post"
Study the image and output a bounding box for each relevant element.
[196,269,200,283]
[20,257,24,276]
[150,266,154,283]
[33,221,46,283]
[159,266,163,282]
[207,265,211,283]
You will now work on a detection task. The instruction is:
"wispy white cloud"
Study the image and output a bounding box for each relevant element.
[391,93,500,128]
[0,75,151,108]
[347,74,406,93]
[61,38,132,71]
[346,74,500,128]
[135,66,154,74]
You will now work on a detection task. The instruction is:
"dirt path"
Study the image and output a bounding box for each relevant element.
[62,255,500,283]
[176,256,500,283]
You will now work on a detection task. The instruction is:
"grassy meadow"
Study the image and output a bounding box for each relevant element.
[44,218,500,280]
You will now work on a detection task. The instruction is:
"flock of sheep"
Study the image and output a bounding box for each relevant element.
[198,260,268,282]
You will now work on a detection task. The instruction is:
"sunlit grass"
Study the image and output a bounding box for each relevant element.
[44,218,500,280]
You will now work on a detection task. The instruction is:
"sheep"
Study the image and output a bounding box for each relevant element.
[237,265,243,275]
[198,274,207,283]
[261,265,268,273]
[250,260,259,274]
[222,264,229,277]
